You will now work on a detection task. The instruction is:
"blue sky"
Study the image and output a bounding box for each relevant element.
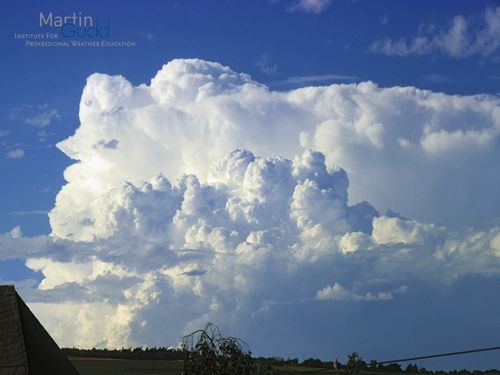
[1,0,500,370]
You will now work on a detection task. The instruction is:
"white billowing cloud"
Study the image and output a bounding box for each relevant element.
[8,185,500,350]
[3,59,500,356]
[50,147,376,247]
[371,216,437,246]
[315,282,349,300]
[50,59,500,233]
[288,0,331,14]
[8,147,500,350]
[29,301,133,348]
[370,7,500,59]
[52,59,309,237]
[294,83,500,228]
[26,257,132,290]
[6,148,25,159]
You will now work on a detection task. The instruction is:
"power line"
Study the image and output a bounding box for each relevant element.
[378,346,500,365]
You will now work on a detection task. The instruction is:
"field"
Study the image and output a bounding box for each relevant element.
[68,359,500,375]
[69,357,342,375]
[70,358,185,375]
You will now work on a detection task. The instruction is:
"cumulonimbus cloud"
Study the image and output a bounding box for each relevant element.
[2,59,500,363]
[51,58,500,235]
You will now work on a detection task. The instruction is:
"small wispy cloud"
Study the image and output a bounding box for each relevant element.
[419,73,453,84]
[277,73,358,86]
[370,7,500,59]
[288,0,331,14]
[6,148,25,159]
[139,32,154,42]
[315,283,408,302]
[0,130,9,137]
[255,53,278,75]
[10,104,61,128]
[36,130,51,142]
[9,226,22,239]
[10,210,49,216]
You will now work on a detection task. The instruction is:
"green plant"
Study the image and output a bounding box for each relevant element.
[181,323,256,375]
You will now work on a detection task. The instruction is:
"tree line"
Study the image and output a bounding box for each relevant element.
[62,346,187,361]
[62,347,499,375]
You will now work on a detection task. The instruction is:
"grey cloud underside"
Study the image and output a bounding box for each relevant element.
[1,59,499,354]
